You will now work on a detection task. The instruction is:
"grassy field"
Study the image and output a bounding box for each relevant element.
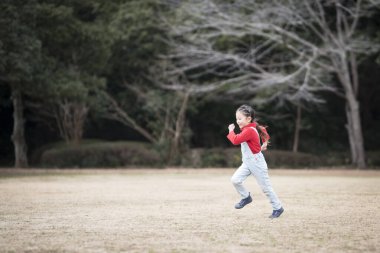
[0,168,379,253]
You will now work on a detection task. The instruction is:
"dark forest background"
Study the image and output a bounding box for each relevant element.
[1,0,379,169]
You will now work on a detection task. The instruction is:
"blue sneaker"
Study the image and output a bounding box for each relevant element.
[234,193,252,209]
[269,207,284,218]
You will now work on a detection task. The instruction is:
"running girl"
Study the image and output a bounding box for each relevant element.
[227,104,284,218]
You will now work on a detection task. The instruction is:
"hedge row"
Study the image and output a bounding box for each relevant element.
[38,140,380,168]
[40,141,161,168]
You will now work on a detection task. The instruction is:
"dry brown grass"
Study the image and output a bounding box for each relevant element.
[0,168,379,253]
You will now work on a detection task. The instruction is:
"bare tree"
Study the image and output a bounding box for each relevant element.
[166,0,380,168]
[149,60,234,162]
[26,97,90,145]
[54,100,88,144]
[99,80,192,164]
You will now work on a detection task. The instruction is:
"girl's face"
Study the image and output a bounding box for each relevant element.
[236,110,252,129]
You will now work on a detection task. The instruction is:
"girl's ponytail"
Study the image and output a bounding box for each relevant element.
[256,123,270,144]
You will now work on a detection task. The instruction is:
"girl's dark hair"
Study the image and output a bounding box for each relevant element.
[237,104,255,121]
[237,104,270,143]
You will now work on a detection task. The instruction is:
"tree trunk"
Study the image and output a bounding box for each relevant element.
[168,91,190,164]
[334,51,366,169]
[159,104,172,144]
[345,104,357,164]
[11,87,28,168]
[292,105,301,153]
[345,95,366,169]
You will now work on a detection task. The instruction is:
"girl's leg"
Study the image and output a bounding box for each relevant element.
[231,163,251,198]
[250,154,282,210]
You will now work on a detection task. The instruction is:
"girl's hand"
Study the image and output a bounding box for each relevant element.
[228,124,235,132]
[261,142,268,151]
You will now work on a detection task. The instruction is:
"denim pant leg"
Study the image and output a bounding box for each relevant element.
[231,163,251,199]
[248,154,282,210]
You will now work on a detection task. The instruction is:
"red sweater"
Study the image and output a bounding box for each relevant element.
[227,122,269,154]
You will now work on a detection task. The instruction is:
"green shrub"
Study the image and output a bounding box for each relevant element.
[183,148,237,168]
[182,148,240,168]
[39,140,162,168]
[320,151,351,166]
[264,150,322,168]
[200,149,228,167]
[313,151,380,167]
[366,151,380,166]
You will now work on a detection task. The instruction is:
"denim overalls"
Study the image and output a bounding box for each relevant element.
[231,127,282,210]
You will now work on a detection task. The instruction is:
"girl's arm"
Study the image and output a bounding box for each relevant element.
[261,141,268,151]
[227,128,254,145]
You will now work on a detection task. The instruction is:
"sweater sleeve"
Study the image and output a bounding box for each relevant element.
[227,128,254,145]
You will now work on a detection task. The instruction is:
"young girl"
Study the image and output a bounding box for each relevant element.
[227,104,284,218]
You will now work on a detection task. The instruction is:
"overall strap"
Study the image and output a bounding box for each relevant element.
[250,127,259,136]
[250,127,262,144]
